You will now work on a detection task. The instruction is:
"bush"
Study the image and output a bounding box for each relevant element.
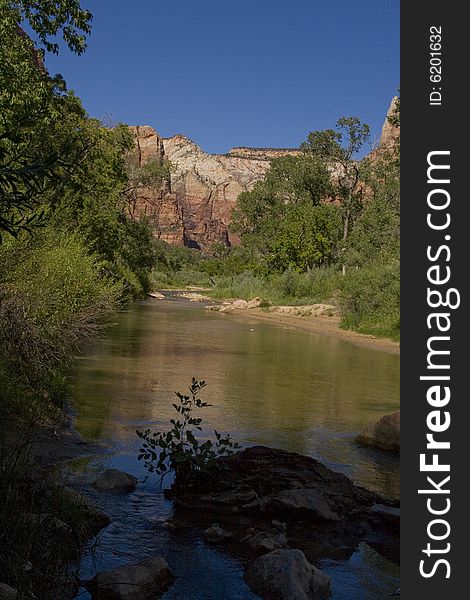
[0,229,121,393]
[137,379,240,489]
[339,260,400,340]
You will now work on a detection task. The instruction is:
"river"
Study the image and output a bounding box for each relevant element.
[70,297,400,599]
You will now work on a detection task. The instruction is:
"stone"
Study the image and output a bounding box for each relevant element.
[86,556,174,600]
[247,297,262,309]
[244,549,331,600]
[128,128,298,250]
[379,97,400,150]
[203,523,233,544]
[245,527,288,553]
[148,291,165,299]
[264,489,340,522]
[0,583,17,599]
[356,411,400,452]
[63,490,111,536]
[93,469,138,494]
[232,299,248,308]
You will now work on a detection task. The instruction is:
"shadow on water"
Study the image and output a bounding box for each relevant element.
[70,298,400,599]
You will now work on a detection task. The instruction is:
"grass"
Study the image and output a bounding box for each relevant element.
[152,263,400,342]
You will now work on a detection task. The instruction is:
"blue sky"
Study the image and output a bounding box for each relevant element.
[40,0,399,155]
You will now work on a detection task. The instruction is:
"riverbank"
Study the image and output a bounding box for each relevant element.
[218,306,400,354]
[156,290,400,354]
[0,408,111,599]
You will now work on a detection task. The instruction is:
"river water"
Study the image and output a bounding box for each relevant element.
[70,297,400,599]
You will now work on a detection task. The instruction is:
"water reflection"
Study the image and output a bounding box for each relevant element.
[71,298,400,599]
[72,298,399,498]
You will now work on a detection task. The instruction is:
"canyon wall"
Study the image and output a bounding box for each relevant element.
[128,99,398,250]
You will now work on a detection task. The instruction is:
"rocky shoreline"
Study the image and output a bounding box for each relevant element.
[2,400,399,599]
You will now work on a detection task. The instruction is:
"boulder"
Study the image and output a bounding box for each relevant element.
[232,299,248,309]
[264,489,339,522]
[93,469,138,494]
[86,556,175,600]
[245,527,288,553]
[0,584,17,600]
[203,523,233,544]
[245,549,331,600]
[356,411,400,452]
[247,297,262,309]
[148,291,165,299]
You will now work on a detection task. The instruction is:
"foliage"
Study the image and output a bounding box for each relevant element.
[339,259,400,340]
[301,117,370,263]
[0,5,91,239]
[137,379,240,489]
[8,0,93,55]
[0,228,121,387]
[232,154,337,271]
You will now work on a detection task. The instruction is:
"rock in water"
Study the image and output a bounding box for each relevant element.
[245,549,331,600]
[203,523,233,544]
[356,411,400,452]
[93,469,138,494]
[86,556,175,600]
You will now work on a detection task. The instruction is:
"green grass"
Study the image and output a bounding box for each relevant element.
[152,263,400,342]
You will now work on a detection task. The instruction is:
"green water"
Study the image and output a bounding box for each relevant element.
[73,297,399,497]
[71,297,400,599]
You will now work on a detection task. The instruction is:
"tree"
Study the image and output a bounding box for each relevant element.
[0,2,93,240]
[232,153,334,271]
[301,117,370,274]
[7,0,93,55]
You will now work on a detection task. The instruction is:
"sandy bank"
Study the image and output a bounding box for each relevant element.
[213,306,400,354]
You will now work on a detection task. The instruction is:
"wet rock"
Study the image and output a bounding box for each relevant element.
[171,446,399,565]
[93,469,138,494]
[86,556,175,600]
[0,583,17,599]
[356,411,400,452]
[63,490,111,537]
[148,291,165,299]
[203,523,233,544]
[245,549,331,600]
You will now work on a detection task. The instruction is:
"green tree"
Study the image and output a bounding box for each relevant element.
[8,0,92,55]
[232,154,334,271]
[301,117,370,273]
[0,4,92,239]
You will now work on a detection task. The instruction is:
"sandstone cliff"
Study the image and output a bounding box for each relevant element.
[128,99,398,250]
[128,127,297,249]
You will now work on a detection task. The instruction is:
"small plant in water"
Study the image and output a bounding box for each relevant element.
[136,378,240,488]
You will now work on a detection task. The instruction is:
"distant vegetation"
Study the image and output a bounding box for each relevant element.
[153,110,400,341]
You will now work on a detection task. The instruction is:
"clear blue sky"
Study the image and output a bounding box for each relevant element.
[41,0,399,155]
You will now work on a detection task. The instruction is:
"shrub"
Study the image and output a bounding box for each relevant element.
[339,259,400,340]
[137,378,240,489]
[0,229,121,392]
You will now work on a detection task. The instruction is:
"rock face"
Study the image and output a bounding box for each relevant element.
[379,97,400,150]
[86,556,175,600]
[93,469,138,494]
[127,99,397,250]
[244,549,331,600]
[127,127,298,249]
[356,411,400,452]
[162,134,272,249]
[228,147,302,161]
